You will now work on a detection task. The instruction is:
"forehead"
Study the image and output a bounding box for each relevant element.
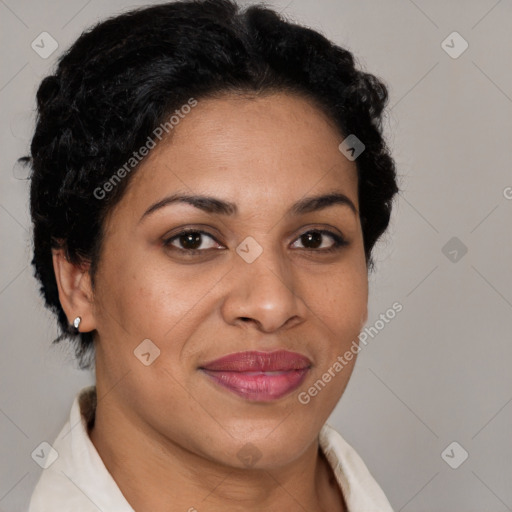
[115,92,358,220]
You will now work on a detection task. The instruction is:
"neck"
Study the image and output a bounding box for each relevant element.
[88,385,345,512]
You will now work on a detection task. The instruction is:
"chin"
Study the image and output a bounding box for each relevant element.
[203,426,317,471]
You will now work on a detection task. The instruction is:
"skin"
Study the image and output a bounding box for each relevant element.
[53,92,369,512]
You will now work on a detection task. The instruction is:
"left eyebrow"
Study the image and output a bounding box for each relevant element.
[139,190,358,222]
[290,192,358,216]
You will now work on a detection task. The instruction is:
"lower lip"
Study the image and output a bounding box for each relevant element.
[200,368,310,401]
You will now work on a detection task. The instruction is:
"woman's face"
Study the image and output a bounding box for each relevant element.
[90,92,368,468]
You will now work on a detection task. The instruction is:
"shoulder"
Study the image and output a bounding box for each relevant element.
[319,423,394,512]
[28,386,133,512]
[29,470,98,512]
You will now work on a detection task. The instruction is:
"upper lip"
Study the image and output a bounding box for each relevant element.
[200,350,312,372]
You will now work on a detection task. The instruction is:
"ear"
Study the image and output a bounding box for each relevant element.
[52,248,96,333]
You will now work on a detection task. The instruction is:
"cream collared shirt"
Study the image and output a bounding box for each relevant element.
[29,386,394,511]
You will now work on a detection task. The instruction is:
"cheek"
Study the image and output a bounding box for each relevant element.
[97,253,224,350]
[91,246,170,344]
[305,265,368,336]
[304,271,367,400]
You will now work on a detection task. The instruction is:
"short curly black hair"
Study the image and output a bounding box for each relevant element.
[22,0,399,368]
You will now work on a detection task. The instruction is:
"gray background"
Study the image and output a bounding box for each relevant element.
[1,0,511,510]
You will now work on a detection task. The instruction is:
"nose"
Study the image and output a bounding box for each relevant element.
[221,247,307,333]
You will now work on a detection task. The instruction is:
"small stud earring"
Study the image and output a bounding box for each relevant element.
[73,316,82,333]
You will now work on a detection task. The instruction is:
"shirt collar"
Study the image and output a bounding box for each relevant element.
[29,386,393,512]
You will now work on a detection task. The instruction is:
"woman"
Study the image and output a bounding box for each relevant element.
[25,0,399,510]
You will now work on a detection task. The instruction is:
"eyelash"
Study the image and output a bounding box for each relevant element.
[162,228,349,256]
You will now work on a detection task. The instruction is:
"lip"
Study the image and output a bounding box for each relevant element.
[199,350,312,402]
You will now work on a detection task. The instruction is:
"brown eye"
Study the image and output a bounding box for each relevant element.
[163,230,222,254]
[291,230,348,252]
[300,231,323,249]
[177,232,202,250]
